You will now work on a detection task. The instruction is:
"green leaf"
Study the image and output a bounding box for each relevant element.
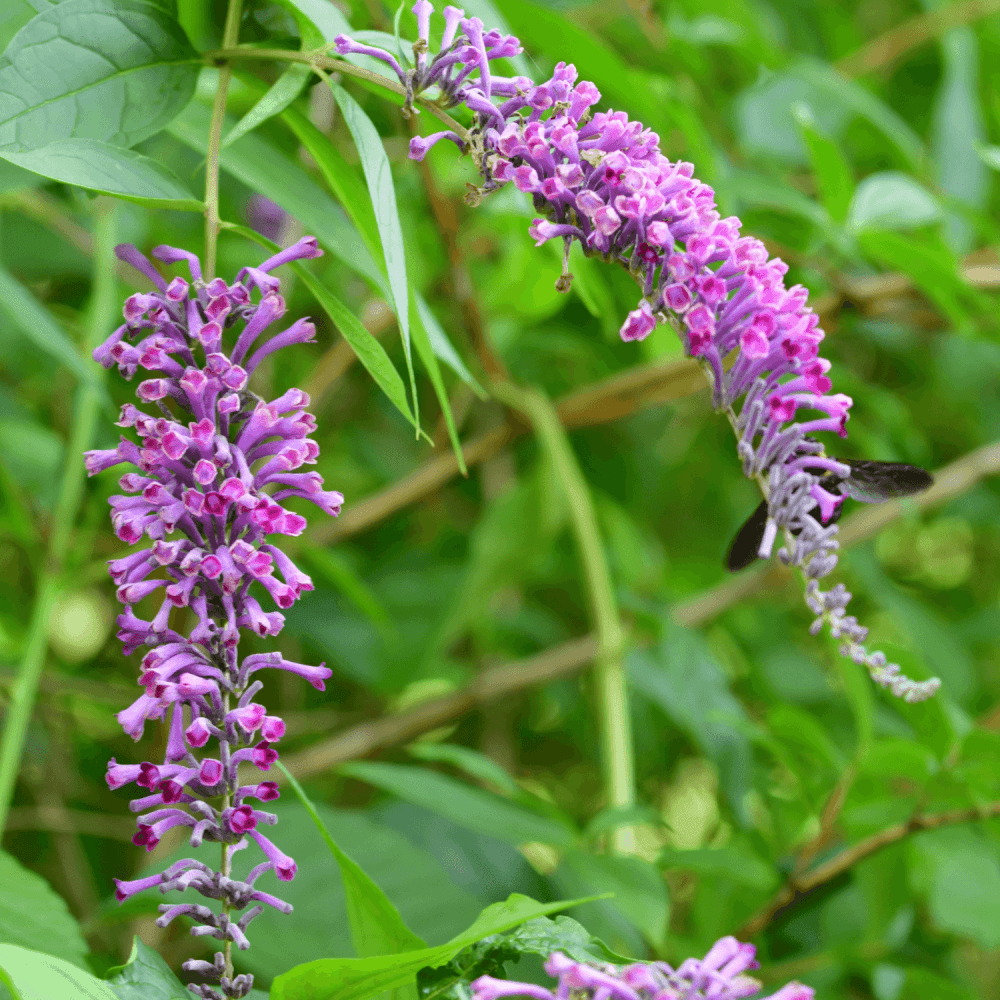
[855,230,968,328]
[931,27,988,252]
[410,286,466,473]
[0,263,108,400]
[327,81,415,420]
[298,549,392,629]
[790,58,925,171]
[104,938,186,1000]
[271,894,603,1000]
[0,852,88,969]
[0,944,118,1000]
[222,63,313,149]
[167,101,387,295]
[278,763,427,959]
[727,169,837,240]
[406,743,521,797]
[628,618,751,821]
[417,915,630,1000]
[794,104,854,224]
[0,139,200,209]
[414,293,485,398]
[553,850,669,952]
[848,172,940,233]
[910,827,1000,949]
[224,223,417,432]
[339,761,578,846]
[658,842,779,891]
[0,0,198,153]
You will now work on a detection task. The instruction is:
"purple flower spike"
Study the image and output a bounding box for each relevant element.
[361,3,941,702]
[91,241,343,998]
[473,943,813,1000]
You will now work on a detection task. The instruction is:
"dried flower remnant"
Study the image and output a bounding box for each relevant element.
[472,939,814,1000]
[341,4,940,701]
[87,237,341,999]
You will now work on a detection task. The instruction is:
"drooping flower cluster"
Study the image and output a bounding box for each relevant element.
[472,939,814,1000]
[86,237,340,999]
[337,4,940,701]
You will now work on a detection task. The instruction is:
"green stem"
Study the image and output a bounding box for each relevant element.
[0,200,118,837]
[204,46,471,142]
[491,382,634,853]
[203,0,244,282]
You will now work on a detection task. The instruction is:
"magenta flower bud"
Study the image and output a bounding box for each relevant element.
[261,716,285,742]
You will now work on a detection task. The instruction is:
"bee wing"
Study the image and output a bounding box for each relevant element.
[838,459,934,504]
[725,499,769,571]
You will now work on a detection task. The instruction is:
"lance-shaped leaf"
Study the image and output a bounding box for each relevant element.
[327,81,416,419]
[0,0,198,152]
[0,138,200,210]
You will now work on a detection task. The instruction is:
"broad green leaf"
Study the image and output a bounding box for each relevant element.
[222,63,313,149]
[417,915,629,1000]
[727,170,838,241]
[407,743,521,797]
[167,100,387,295]
[909,827,1000,949]
[104,938,186,1000]
[410,286,465,473]
[794,104,854,224]
[224,223,417,431]
[0,0,198,152]
[327,81,415,418]
[340,762,578,846]
[0,263,107,400]
[271,894,602,1000]
[791,58,924,171]
[628,618,751,821]
[554,850,669,952]
[278,764,427,959]
[856,230,968,328]
[0,944,118,1000]
[659,842,779,891]
[0,852,87,969]
[848,172,940,233]
[735,74,852,165]
[931,27,988,252]
[0,139,200,210]
[298,549,392,629]
[414,293,485,398]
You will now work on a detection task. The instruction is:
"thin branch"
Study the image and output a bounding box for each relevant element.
[205,47,470,141]
[738,799,1000,938]
[835,0,1000,78]
[310,356,705,543]
[278,635,598,781]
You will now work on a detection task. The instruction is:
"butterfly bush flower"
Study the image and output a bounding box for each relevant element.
[88,237,341,999]
[341,4,939,701]
[471,939,814,1000]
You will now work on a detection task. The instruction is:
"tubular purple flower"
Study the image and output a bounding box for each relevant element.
[90,240,342,996]
[472,943,813,1000]
[361,2,940,701]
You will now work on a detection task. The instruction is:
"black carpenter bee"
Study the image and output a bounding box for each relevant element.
[725,458,934,572]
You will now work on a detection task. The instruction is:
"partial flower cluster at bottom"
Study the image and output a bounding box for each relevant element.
[472,939,813,1000]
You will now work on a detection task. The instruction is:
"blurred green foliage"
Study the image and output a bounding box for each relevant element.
[3,0,1000,996]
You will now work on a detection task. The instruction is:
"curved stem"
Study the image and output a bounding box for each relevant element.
[0,200,118,837]
[203,0,244,282]
[491,382,634,854]
[204,47,471,142]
